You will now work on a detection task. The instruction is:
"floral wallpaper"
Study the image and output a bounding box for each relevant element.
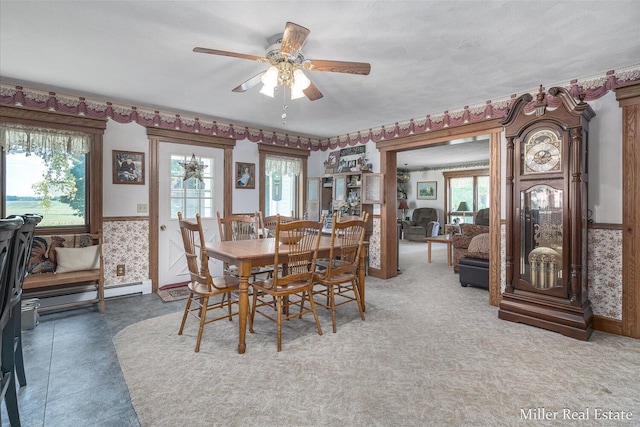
[103,219,149,287]
[369,217,381,270]
[587,228,623,319]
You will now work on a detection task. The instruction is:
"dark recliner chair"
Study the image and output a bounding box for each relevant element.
[475,208,490,226]
[402,208,439,241]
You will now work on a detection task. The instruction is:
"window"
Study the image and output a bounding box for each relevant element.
[263,155,301,217]
[443,169,489,224]
[169,154,214,219]
[0,107,105,233]
[5,149,87,227]
[258,145,309,219]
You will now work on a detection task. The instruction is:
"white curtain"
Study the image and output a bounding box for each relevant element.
[0,124,91,157]
[264,155,301,176]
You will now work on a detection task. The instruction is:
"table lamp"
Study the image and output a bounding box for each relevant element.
[457,201,471,223]
[398,199,409,220]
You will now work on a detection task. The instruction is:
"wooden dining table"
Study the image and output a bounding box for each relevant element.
[206,236,367,354]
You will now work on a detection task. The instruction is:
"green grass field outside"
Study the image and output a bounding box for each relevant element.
[6,200,84,227]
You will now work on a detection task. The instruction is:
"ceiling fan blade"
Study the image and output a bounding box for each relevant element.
[193,47,264,62]
[307,59,371,75]
[280,22,310,56]
[303,82,323,101]
[232,71,266,92]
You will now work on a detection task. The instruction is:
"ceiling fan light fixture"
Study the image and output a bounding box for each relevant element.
[261,66,279,87]
[290,86,306,100]
[259,83,275,97]
[292,69,311,90]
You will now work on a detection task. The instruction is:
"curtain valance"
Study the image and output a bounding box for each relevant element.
[0,123,91,157]
[264,155,302,177]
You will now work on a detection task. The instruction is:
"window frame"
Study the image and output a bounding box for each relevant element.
[258,144,310,219]
[0,106,106,235]
[443,168,489,224]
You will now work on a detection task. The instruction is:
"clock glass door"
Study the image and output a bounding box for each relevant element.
[520,184,563,289]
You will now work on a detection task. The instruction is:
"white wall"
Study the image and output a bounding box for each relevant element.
[401,170,446,221]
[103,121,149,217]
[587,91,622,224]
[232,138,259,214]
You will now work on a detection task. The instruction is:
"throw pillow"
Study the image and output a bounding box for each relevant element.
[467,233,490,254]
[55,245,100,273]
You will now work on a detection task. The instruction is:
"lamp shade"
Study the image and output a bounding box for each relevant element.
[398,200,409,210]
[457,201,471,212]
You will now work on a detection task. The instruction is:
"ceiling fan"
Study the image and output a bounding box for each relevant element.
[193,22,371,101]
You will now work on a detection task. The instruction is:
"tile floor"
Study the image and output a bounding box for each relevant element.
[1,293,184,427]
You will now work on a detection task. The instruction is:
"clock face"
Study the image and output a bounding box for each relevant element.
[524,129,562,174]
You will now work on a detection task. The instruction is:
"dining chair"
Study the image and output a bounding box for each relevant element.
[313,212,368,333]
[177,212,240,352]
[3,214,42,392]
[260,211,295,238]
[217,211,271,280]
[249,215,324,351]
[0,217,24,427]
[217,211,260,241]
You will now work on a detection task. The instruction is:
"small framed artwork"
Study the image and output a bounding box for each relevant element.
[113,150,145,185]
[236,162,255,189]
[417,181,437,200]
[324,150,340,174]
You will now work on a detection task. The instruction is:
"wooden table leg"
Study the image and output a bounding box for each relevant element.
[447,242,452,266]
[237,274,250,354]
[427,241,432,263]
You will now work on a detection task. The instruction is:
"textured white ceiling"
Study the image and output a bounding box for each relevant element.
[1,1,639,168]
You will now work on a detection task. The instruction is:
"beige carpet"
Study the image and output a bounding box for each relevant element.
[114,241,640,426]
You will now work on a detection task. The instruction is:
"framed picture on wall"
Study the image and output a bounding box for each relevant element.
[235,162,255,189]
[417,181,437,200]
[362,173,383,204]
[113,150,145,185]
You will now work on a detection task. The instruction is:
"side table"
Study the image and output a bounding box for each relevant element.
[425,236,453,266]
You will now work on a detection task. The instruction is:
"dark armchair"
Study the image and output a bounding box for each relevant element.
[401,208,439,241]
[475,208,490,226]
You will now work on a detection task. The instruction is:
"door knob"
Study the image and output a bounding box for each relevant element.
[160,224,166,231]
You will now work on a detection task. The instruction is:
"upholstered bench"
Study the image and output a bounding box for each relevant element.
[23,232,104,313]
[459,257,489,289]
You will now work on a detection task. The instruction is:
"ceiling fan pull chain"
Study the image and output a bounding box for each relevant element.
[282,86,288,125]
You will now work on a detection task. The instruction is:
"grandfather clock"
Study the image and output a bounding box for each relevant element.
[499,86,595,340]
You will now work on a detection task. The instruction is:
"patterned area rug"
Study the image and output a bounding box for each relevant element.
[115,241,640,426]
[157,282,190,302]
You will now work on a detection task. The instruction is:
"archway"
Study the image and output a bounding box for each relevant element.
[376,119,503,306]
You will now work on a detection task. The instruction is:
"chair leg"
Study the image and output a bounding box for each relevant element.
[14,336,26,387]
[308,291,323,337]
[2,317,21,427]
[224,292,233,320]
[3,372,20,427]
[276,296,283,352]
[352,280,365,321]
[249,290,259,333]
[178,293,193,335]
[10,309,26,387]
[329,285,337,333]
[194,296,209,353]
